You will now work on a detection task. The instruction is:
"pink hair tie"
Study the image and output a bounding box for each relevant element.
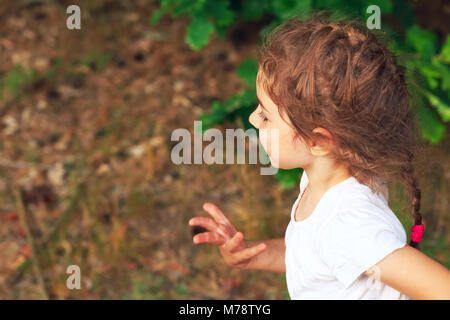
[411,224,424,243]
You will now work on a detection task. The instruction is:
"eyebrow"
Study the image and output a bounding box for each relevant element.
[256,93,271,114]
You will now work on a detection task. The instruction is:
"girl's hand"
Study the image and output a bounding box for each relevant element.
[189,202,266,269]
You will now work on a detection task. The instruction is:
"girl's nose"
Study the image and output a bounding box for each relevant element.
[249,109,259,129]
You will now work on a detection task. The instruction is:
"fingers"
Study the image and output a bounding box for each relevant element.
[189,217,219,231]
[222,232,244,252]
[189,202,238,246]
[203,203,234,230]
[189,216,230,241]
[191,226,208,237]
[193,232,226,246]
[232,242,266,262]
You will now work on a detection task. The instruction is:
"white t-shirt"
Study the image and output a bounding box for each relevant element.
[285,170,411,300]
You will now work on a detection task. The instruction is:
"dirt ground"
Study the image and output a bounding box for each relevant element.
[0,0,448,299]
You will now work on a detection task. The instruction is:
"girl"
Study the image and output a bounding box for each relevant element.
[188,17,450,299]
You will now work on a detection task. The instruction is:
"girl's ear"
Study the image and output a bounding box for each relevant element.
[309,127,335,157]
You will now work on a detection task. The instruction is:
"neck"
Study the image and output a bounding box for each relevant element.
[304,159,352,197]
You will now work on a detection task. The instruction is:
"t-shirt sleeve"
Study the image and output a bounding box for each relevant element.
[317,207,407,289]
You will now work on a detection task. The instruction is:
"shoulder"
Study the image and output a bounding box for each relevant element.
[322,205,405,241]
[316,204,408,288]
[321,182,407,245]
[334,176,388,210]
[332,176,405,237]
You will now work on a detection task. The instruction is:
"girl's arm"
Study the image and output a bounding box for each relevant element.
[366,245,450,299]
[245,238,285,273]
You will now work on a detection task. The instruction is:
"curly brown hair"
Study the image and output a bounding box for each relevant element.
[257,16,424,249]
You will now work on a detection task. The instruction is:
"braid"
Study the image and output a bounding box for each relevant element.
[401,152,423,250]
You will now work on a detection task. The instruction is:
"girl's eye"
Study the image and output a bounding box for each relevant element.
[258,111,268,122]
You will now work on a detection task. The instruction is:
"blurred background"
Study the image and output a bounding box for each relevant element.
[0,0,448,299]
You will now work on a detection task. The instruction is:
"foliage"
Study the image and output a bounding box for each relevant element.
[0,64,37,100]
[402,31,450,143]
[121,273,166,299]
[0,51,113,104]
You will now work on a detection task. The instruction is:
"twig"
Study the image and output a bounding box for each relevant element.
[0,159,36,169]
[0,159,52,169]
[13,186,49,300]
[7,183,83,287]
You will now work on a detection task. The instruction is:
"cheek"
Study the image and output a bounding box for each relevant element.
[257,122,299,168]
[270,128,300,168]
[258,127,281,166]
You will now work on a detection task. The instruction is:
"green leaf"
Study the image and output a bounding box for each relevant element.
[421,65,441,90]
[429,57,450,93]
[172,0,200,18]
[259,20,281,41]
[222,94,241,112]
[275,168,302,189]
[5,65,28,95]
[314,0,360,17]
[416,103,445,144]
[215,24,228,39]
[436,63,450,94]
[44,69,56,80]
[200,112,223,131]
[392,0,414,29]
[423,90,450,122]
[205,0,235,26]
[270,0,312,20]
[237,58,258,87]
[440,35,450,64]
[186,16,215,50]
[52,57,63,68]
[236,106,255,130]
[150,7,168,25]
[211,100,222,112]
[241,0,270,21]
[363,0,392,15]
[238,88,257,107]
[406,25,438,58]
[96,52,113,70]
